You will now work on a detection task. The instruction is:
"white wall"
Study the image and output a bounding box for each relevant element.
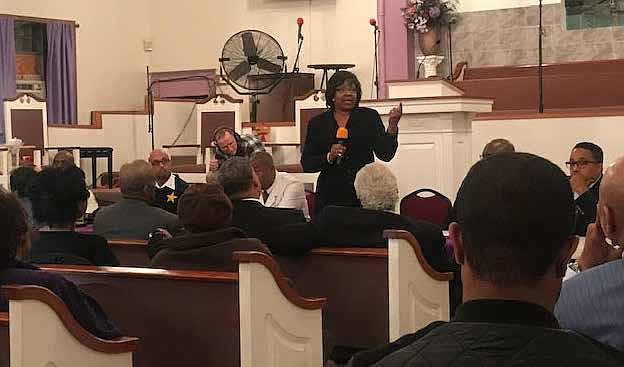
[459,0,560,13]
[472,116,624,173]
[1,0,151,123]
[148,0,380,105]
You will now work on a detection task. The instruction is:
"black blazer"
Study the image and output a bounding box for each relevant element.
[230,200,307,251]
[574,176,601,236]
[315,206,454,273]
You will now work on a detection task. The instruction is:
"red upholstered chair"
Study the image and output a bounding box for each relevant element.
[400,188,452,228]
[305,190,316,221]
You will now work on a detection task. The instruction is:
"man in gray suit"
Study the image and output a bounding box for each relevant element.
[94,160,178,240]
[556,156,624,350]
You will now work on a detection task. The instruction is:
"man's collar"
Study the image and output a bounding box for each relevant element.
[454,299,559,329]
[156,174,176,190]
[265,170,279,195]
[240,198,263,205]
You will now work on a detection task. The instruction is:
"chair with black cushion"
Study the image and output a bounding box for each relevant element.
[400,188,452,228]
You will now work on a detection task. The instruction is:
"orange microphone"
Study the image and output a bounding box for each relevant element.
[335,127,349,164]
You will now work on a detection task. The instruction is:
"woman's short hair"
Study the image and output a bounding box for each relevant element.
[354,163,399,211]
[0,189,29,267]
[178,184,233,233]
[326,71,362,109]
[30,166,89,226]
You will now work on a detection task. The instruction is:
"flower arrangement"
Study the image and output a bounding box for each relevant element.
[401,0,458,33]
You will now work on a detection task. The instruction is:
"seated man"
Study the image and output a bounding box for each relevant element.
[567,142,604,235]
[216,157,307,251]
[209,127,265,171]
[148,183,270,271]
[316,162,453,273]
[148,149,189,214]
[94,160,178,240]
[349,153,624,367]
[0,189,122,340]
[481,138,515,159]
[250,151,309,218]
[556,156,624,350]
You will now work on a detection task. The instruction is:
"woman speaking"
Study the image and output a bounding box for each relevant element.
[301,71,403,214]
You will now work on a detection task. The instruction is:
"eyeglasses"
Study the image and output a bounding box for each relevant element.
[150,159,169,167]
[565,160,601,169]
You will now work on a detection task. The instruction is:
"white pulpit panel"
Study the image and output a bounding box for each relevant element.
[386,140,440,201]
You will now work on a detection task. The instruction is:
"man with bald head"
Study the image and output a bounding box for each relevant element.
[481,138,515,159]
[94,160,178,240]
[556,156,624,350]
[148,149,188,214]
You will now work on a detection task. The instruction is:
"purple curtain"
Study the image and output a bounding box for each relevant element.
[0,16,16,143]
[46,22,77,124]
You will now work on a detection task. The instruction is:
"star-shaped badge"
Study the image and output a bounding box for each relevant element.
[166,192,178,203]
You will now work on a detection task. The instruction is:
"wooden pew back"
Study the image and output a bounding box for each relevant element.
[4,285,137,367]
[278,248,389,349]
[42,265,240,367]
[107,239,150,267]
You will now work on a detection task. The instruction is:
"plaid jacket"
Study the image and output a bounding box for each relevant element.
[215,132,265,164]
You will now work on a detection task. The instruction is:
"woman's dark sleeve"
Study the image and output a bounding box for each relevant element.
[372,111,398,162]
[301,117,330,173]
[45,273,123,340]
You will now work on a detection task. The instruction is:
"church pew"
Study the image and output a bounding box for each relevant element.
[0,313,9,367]
[40,252,325,367]
[385,230,453,342]
[107,239,151,267]
[0,286,138,367]
[276,232,453,350]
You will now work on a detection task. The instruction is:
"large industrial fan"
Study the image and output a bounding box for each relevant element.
[219,30,287,122]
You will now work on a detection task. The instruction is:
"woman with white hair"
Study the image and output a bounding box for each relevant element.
[315,163,454,273]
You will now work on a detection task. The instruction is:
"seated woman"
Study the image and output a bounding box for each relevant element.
[0,189,121,339]
[29,166,119,266]
[148,183,270,271]
[315,163,455,273]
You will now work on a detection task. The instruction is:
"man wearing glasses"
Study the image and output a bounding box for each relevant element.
[148,149,189,214]
[566,142,604,235]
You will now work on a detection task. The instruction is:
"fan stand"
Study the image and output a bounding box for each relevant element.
[250,94,260,123]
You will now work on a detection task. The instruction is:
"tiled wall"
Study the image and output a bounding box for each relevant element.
[423,2,624,69]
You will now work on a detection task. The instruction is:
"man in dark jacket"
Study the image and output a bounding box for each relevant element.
[216,157,310,254]
[567,142,604,236]
[349,153,624,367]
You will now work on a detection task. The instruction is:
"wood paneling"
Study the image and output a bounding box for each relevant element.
[200,111,235,149]
[455,59,624,112]
[251,73,315,123]
[11,109,44,148]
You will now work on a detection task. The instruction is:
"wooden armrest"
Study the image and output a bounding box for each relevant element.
[383,230,454,281]
[40,264,238,283]
[2,285,139,353]
[0,312,8,326]
[107,239,148,247]
[233,251,326,310]
[162,144,200,148]
[309,247,388,258]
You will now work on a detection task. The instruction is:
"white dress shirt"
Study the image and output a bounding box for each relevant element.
[261,171,309,218]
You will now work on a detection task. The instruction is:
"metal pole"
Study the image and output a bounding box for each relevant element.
[373,25,380,99]
[538,0,544,113]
